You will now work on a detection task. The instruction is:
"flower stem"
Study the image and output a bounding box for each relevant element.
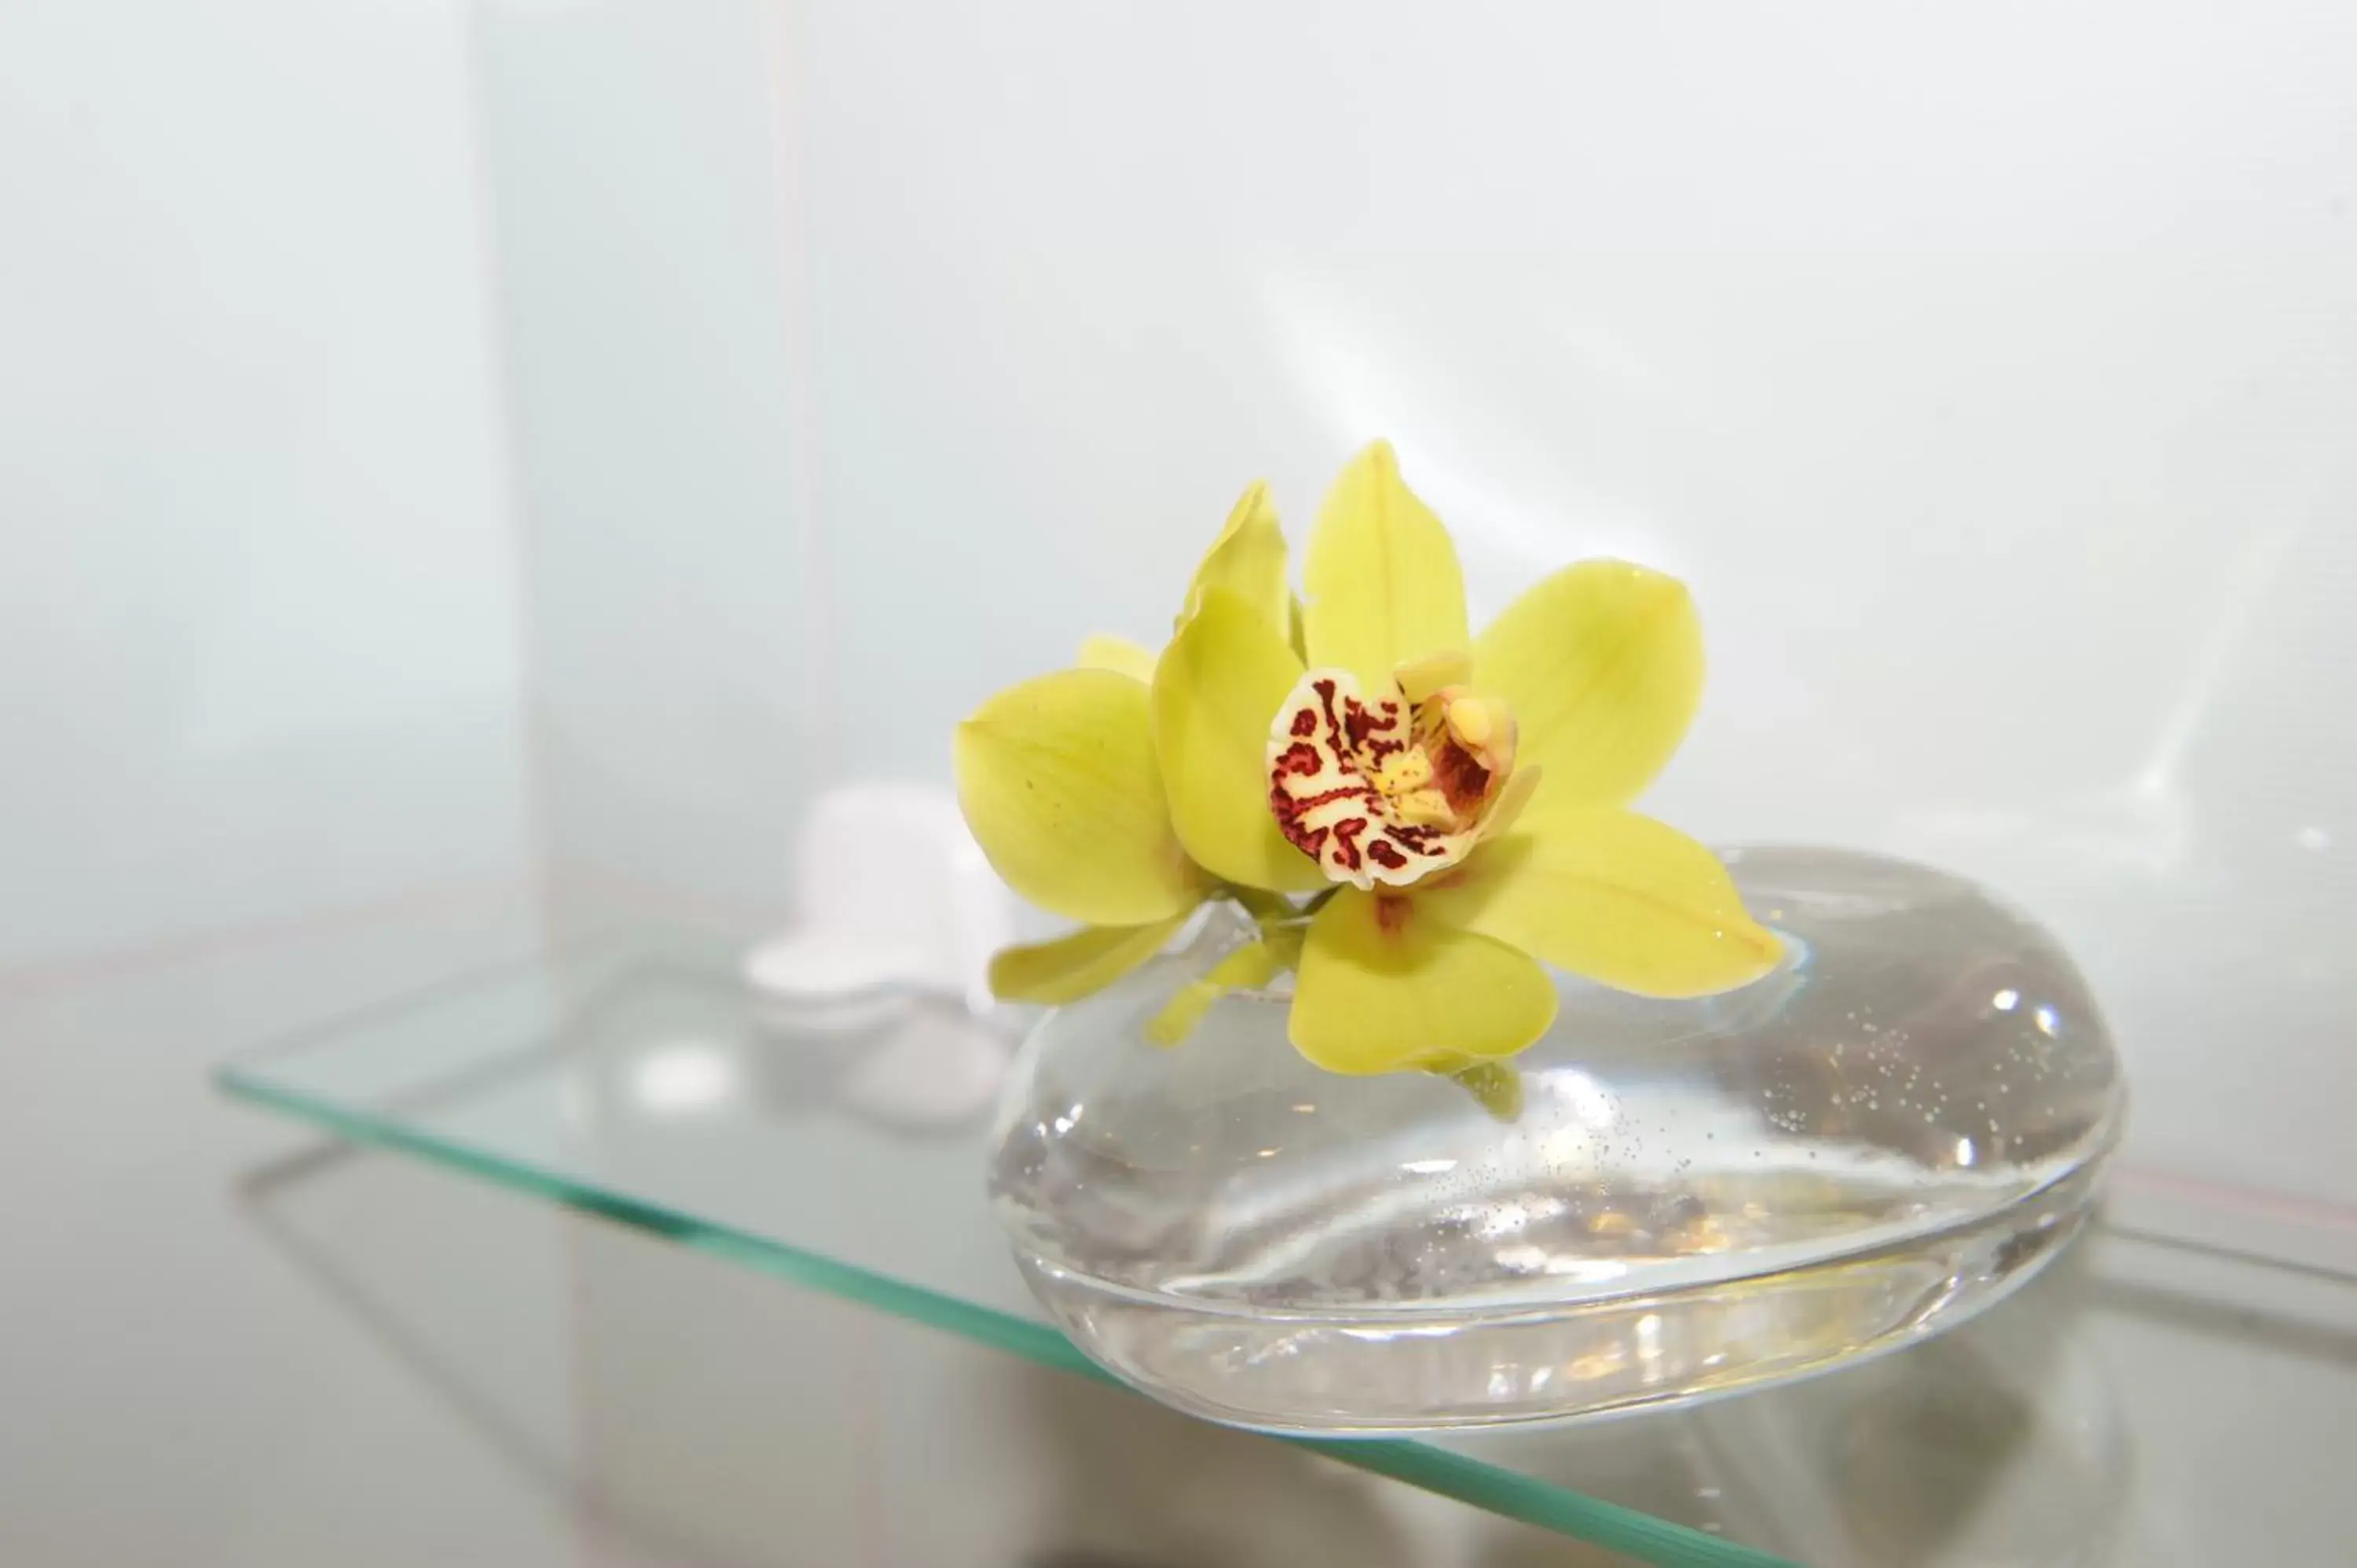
[1442,1061,1523,1123]
[1228,885,1293,922]
[1145,939,1286,1047]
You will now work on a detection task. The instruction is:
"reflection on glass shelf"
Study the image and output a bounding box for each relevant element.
[218,931,2355,1568]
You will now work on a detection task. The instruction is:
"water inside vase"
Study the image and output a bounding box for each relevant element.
[988,848,2124,1430]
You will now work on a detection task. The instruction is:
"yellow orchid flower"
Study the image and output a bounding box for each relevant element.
[955,440,1780,1076]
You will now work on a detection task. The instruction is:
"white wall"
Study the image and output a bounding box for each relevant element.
[0,5,574,1563]
[489,0,2357,1218]
[0,0,533,973]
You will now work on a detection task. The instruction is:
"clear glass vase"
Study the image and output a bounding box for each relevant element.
[987,847,2127,1435]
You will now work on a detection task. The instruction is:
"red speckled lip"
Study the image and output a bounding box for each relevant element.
[1266,669,1491,892]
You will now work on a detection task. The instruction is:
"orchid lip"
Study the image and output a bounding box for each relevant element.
[1265,664,1519,892]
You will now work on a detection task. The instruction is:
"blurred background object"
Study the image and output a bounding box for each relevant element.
[5,0,2356,1563]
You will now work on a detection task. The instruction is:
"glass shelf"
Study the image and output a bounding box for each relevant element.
[218,929,2355,1568]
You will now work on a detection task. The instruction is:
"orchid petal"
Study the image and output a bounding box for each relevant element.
[1420,804,1780,998]
[955,669,1200,925]
[1472,560,1703,805]
[988,914,1193,1005]
[1076,633,1157,683]
[1182,481,1292,641]
[1289,887,1556,1074]
[1153,591,1328,893]
[1302,441,1469,687]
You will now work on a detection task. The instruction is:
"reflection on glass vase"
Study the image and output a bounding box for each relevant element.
[987,847,2127,1435]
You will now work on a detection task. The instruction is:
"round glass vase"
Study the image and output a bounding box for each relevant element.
[987,847,2127,1436]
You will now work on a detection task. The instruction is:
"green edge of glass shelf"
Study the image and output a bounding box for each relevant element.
[218,1070,1776,1568]
[214,931,1793,1568]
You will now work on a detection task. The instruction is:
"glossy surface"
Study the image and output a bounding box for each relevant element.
[215,925,2352,1565]
[993,849,2124,1431]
